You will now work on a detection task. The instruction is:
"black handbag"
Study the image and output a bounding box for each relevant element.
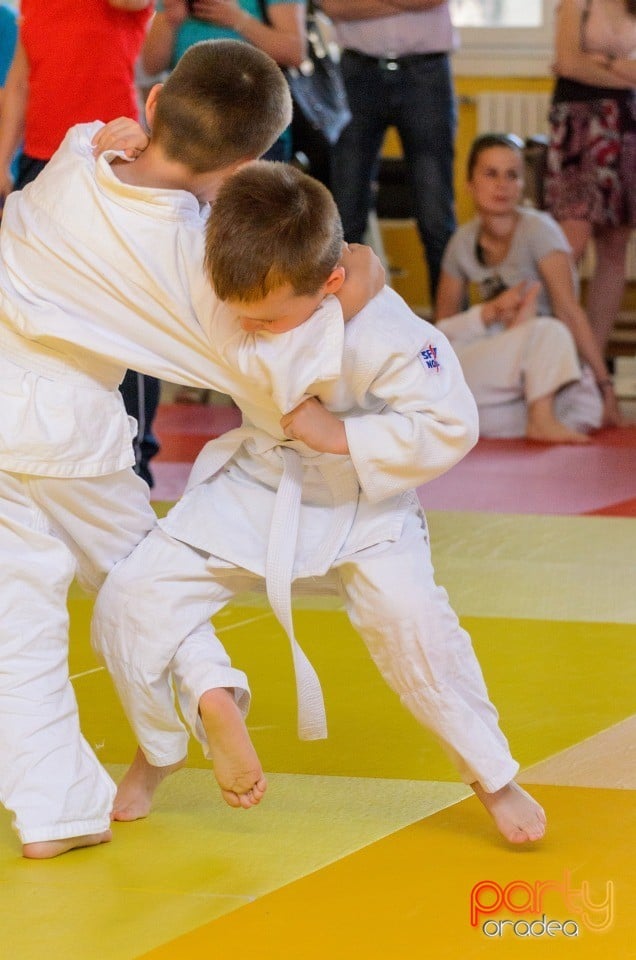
[258,1,351,145]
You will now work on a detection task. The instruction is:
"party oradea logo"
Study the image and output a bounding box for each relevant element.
[470,870,615,939]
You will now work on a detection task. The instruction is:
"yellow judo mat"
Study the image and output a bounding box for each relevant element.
[139,785,635,960]
[1,510,634,959]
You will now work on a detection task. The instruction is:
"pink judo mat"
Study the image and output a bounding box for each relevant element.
[151,405,636,518]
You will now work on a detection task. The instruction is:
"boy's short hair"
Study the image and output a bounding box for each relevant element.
[153,40,292,173]
[205,161,344,302]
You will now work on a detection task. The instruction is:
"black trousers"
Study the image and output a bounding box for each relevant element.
[118,370,161,488]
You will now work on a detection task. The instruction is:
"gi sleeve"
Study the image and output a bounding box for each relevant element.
[344,321,479,504]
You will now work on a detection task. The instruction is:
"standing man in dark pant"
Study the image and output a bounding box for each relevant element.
[320,0,458,301]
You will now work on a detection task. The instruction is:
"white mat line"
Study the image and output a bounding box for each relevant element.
[70,666,105,681]
[216,611,276,634]
[520,714,636,789]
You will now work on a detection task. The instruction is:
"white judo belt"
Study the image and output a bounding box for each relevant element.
[266,446,328,740]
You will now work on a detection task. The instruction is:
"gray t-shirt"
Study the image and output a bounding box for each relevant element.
[441,207,577,316]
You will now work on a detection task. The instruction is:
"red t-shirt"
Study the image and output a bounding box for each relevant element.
[21,0,153,160]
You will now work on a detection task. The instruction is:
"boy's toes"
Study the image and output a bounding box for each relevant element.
[220,788,243,808]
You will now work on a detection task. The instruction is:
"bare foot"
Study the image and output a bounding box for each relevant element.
[527,421,590,444]
[112,748,185,821]
[23,830,112,860]
[199,687,267,810]
[527,397,590,444]
[472,781,546,844]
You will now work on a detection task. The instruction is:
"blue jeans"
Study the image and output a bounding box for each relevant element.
[331,51,457,299]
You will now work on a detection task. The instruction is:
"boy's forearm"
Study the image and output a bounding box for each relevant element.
[280,398,349,454]
[318,417,349,455]
[335,244,384,320]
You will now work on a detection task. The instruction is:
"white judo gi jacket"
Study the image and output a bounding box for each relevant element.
[159,288,480,740]
[0,122,345,478]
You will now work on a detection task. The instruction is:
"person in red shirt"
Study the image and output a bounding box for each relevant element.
[0,0,160,487]
[0,0,153,195]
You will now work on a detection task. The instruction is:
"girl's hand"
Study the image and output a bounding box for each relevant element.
[482,281,525,326]
[92,118,149,159]
[508,280,541,328]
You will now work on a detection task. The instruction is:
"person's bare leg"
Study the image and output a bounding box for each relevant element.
[198,687,267,809]
[585,225,631,353]
[558,217,592,265]
[23,830,113,860]
[472,781,546,844]
[111,749,186,822]
[527,394,590,443]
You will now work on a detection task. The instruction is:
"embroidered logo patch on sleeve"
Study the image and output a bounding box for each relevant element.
[419,344,441,372]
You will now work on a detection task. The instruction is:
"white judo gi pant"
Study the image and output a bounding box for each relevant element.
[93,507,519,794]
[452,317,603,438]
[0,468,156,845]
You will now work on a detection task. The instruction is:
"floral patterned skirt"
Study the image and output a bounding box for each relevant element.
[545,95,636,228]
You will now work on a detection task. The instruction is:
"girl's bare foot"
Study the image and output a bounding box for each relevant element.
[199,687,267,810]
[527,397,590,444]
[22,830,112,860]
[527,421,590,444]
[472,780,546,844]
[112,748,185,821]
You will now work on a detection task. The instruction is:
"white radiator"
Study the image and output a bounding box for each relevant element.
[476,92,552,140]
[476,92,636,281]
